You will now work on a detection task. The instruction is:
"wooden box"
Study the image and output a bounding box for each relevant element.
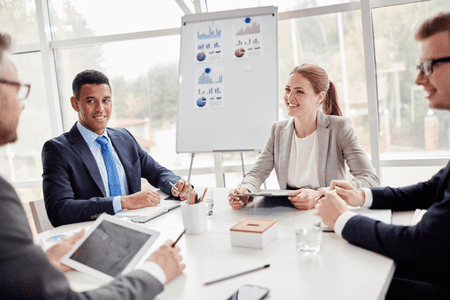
[230,218,277,249]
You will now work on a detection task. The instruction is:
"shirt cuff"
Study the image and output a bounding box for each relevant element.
[361,188,373,207]
[138,261,166,285]
[334,211,358,237]
[113,196,123,213]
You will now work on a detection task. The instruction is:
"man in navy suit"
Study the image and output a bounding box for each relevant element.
[42,69,195,227]
[315,12,450,299]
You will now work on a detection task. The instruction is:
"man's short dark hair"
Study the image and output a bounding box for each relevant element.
[415,12,450,41]
[72,69,112,98]
[0,33,12,67]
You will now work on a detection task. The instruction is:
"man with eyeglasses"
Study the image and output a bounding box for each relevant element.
[314,12,450,299]
[0,32,185,299]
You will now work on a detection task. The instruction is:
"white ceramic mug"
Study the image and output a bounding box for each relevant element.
[181,201,207,235]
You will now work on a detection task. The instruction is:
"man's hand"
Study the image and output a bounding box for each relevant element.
[121,189,160,210]
[46,228,85,273]
[228,188,251,210]
[314,189,348,229]
[148,240,186,284]
[172,179,196,203]
[288,188,320,210]
[329,180,365,207]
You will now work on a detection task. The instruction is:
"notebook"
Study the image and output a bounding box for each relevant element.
[115,200,180,223]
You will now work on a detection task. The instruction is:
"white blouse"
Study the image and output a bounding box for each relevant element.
[287,130,320,189]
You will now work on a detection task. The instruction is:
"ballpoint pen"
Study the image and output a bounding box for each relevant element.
[231,174,246,203]
[315,189,336,201]
[169,181,187,197]
[171,229,186,248]
[204,264,270,285]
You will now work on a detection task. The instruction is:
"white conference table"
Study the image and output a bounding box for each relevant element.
[39,188,395,300]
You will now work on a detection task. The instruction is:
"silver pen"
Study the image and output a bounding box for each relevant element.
[169,181,187,197]
[237,174,246,191]
[232,174,246,203]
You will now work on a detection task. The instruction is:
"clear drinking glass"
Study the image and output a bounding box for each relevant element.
[294,215,322,254]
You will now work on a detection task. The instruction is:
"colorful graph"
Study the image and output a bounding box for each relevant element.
[198,72,223,84]
[197,27,222,40]
[236,22,260,36]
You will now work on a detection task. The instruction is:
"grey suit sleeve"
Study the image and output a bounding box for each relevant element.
[0,176,164,300]
[339,118,380,189]
[241,122,277,193]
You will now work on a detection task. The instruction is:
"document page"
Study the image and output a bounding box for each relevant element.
[116,201,180,223]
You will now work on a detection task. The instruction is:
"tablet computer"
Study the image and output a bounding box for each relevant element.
[230,193,292,197]
[61,214,160,282]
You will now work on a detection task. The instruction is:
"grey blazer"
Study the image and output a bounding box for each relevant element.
[241,111,379,193]
[0,175,164,300]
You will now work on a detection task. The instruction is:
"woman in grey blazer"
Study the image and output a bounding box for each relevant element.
[229,64,379,210]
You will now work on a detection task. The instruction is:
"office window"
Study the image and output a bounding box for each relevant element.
[278,10,371,154]
[206,0,353,13]
[48,0,184,40]
[373,0,450,158]
[0,0,39,45]
[0,52,51,183]
[54,36,195,180]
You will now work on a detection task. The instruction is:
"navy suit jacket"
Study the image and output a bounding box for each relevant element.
[42,124,180,227]
[342,161,450,288]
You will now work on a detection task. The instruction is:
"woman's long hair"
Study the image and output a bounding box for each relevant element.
[290,64,342,116]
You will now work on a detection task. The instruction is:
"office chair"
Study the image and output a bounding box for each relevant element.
[29,199,54,233]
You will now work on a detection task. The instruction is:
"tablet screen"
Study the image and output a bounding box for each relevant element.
[62,214,160,281]
[69,220,150,277]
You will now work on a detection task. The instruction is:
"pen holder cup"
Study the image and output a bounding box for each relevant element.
[181,201,207,235]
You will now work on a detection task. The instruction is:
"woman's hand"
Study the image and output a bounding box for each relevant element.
[288,188,320,210]
[228,188,251,210]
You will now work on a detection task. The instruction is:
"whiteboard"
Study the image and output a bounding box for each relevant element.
[176,6,278,153]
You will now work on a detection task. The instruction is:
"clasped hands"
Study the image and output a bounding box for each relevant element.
[313,180,366,230]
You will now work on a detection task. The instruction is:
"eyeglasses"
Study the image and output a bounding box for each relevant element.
[416,56,450,77]
[0,78,31,100]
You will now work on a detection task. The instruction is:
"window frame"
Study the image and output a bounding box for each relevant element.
[9,0,438,189]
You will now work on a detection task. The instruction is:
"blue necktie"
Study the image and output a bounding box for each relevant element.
[96,136,122,197]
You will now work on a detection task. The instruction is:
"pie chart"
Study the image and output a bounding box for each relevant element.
[197,97,207,107]
[197,52,206,61]
[235,48,245,58]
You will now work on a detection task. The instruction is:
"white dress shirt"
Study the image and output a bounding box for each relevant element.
[287,130,320,189]
[76,122,129,212]
[334,188,373,236]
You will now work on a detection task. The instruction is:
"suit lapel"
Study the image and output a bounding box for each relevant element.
[68,124,107,197]
[317,111,330,187]
[278,119,294,189]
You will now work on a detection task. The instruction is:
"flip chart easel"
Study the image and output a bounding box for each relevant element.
[177,6,278,186]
